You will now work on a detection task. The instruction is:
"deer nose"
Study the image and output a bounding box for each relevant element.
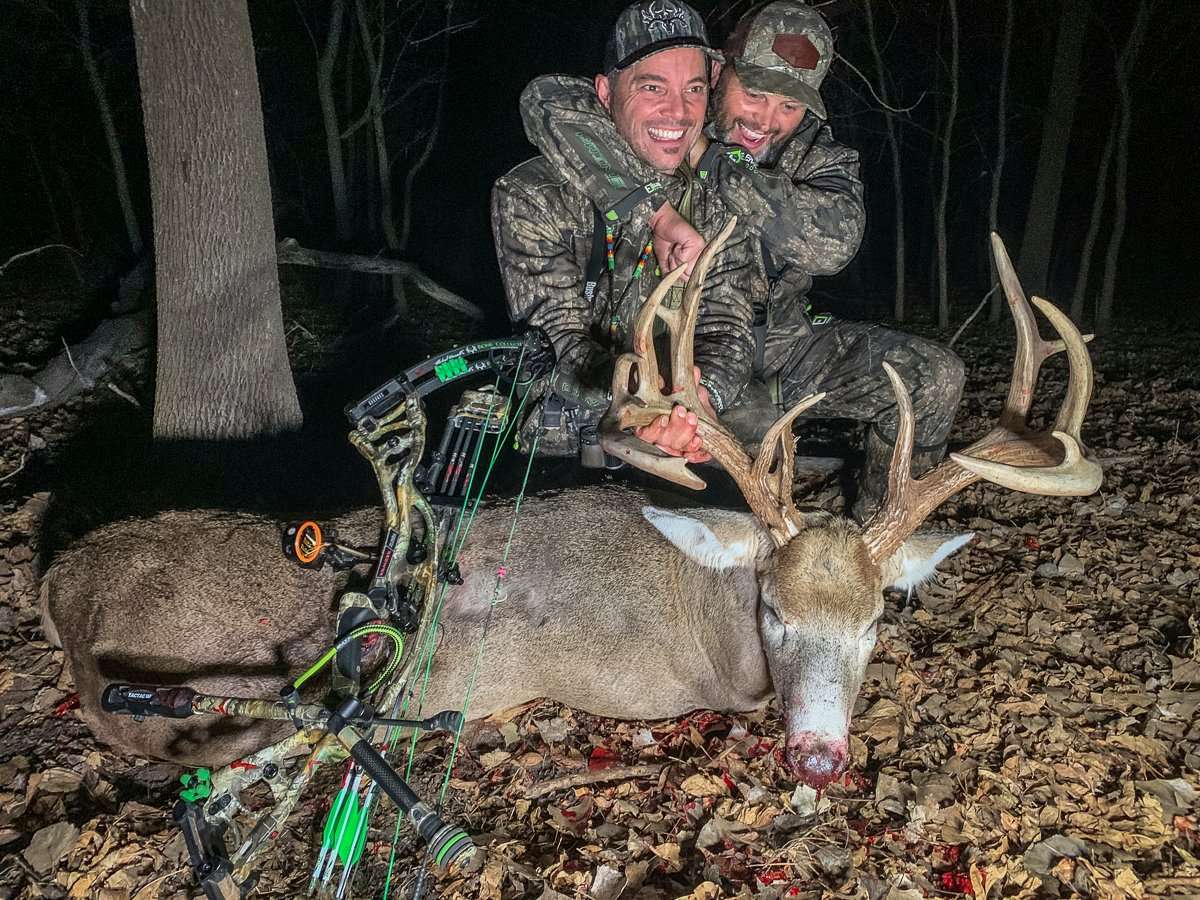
[785,734,849,790]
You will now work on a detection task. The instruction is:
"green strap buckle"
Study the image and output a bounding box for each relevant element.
[179,767,213,802]
[434,357,469,382]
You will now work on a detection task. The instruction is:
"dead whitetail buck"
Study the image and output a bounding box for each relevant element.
[44,225,1100,794]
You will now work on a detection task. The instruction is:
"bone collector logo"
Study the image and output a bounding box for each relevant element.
[641,0,693,39]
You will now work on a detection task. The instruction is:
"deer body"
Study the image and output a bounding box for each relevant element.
[42,488,793,767]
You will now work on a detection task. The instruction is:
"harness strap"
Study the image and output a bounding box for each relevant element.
[583,204,608,302]
[601,180,666,223]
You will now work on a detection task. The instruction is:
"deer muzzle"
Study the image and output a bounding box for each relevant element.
[785,732,849,790]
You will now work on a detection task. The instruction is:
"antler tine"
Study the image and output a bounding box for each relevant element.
[949,295,1102,496]
[600,218,742,491]
[749,392,826,543]
[667,216,739,412]
[603,262,708,489]
[860,365,919,561]
[1033,297,1092,436]
[862,238,1103,565]
[992,232,1061,432]
[627,262,687,385]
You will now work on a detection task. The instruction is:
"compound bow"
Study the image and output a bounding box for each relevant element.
[99,330,555,898]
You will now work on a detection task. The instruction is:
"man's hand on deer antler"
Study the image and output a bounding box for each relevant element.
[648,202,706,282]
[634,366,716,463]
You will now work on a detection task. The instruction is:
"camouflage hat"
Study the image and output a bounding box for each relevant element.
[725,1,833,118]
[603,1,723,74]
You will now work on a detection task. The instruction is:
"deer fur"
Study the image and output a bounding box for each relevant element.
[43,486,966,786]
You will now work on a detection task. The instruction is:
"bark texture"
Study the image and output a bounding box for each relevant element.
[935,0,959,329]
[130,0,302,440]
[1070,111,1116,322]
[987,0,1013,322]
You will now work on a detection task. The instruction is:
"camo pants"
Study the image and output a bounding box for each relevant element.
[767,318,965,450]
[521,318,965,457]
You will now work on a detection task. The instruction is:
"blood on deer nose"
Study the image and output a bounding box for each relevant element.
[785,734,849,790]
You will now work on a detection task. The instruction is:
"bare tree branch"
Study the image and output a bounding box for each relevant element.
[275,239,483,319]
[0,311,150,419]
[0,244,82,276]
[835,51,926,114]
[948,285,998,348]
[526,764,666,800]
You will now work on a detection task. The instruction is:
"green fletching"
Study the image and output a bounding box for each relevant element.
[322,788,367,868]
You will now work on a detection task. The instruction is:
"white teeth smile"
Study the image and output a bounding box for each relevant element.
[739,124,767,141]
[647,127,686,141]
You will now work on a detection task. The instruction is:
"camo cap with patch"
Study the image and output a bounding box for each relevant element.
[603,0,722,74]
[725,1,834,119]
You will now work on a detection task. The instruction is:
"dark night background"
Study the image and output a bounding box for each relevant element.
[3,0,1199,328]
[3,7,1200,898]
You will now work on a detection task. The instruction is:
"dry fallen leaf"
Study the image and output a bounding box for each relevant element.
[680,772,727,798]
[651,841,682,872]
[23,821,80,876]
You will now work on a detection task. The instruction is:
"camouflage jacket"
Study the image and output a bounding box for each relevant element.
[518,75,866,374]
[492,105,763,453]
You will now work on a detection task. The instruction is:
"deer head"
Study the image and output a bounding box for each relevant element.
[601,220,1102,788]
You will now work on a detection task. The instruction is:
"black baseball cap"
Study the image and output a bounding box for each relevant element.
[603,1,723,73]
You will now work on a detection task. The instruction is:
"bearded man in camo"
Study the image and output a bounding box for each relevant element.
[494,0,965,517]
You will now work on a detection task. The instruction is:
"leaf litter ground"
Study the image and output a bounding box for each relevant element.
[0,291,1197,899]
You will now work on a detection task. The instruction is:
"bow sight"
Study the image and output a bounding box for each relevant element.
[99,329,554,898]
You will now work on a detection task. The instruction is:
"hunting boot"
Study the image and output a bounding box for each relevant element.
[851,427,947,524]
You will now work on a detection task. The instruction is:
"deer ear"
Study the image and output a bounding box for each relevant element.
[642,506,771,571]
[879,531,974,591]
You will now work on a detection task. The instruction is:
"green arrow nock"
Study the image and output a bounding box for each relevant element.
[179,767,212,803]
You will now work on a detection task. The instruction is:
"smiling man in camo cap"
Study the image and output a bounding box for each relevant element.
[713,0,833,164]
[491,1,759,466]
[726,1,832,114]
[502,1,966,518]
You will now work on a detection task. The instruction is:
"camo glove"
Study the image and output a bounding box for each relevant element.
[706,115,866,277]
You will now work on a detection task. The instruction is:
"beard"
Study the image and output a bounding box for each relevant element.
[710,72,791,167]
[714,112,788,166]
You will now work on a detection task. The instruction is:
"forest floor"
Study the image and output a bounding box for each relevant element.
[0,271,1198,899]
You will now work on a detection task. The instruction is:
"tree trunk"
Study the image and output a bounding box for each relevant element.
[1070,110,1116,322]
[863,0,906,322]
[1017,0,1087,296]
[398,0,455,254]
[353,0,406,317]
[317,0,352,244]
[987,0,1013,322]
[78,0,143,257]
[1096,2,1148,334]
[130,0,302,439]
[935,0,959,329]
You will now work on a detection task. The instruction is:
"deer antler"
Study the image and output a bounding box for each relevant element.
[859,233,1103,564]
[600,217,823,545]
